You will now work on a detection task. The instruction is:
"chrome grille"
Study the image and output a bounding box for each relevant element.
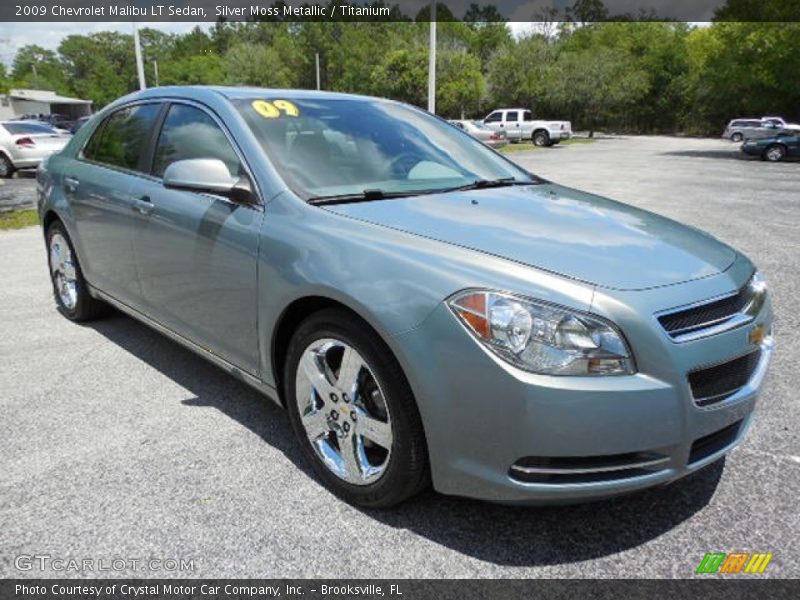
[656,272,764,342]
[688,350,761,407]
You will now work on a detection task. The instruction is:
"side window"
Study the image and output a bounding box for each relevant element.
[505,111,519,123]
[153,104,241,178]
[484,112,502,123]
[523,111,533,122]
[83,104,161,171]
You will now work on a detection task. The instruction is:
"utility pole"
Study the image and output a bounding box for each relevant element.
[315,52,320,90]
[427,1,436,114]
[153,59,159,87]
[133,24,146,90]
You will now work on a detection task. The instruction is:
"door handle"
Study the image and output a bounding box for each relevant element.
[134,195,154,216]
[64,176,79,192]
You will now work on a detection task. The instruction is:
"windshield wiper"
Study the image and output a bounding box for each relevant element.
[308,189,421,206]
[442,177,538,193]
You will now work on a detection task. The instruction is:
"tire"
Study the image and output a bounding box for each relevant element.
[533,130,550,147]
[46,221,107,321]
[0,154,15,178]
[284,308,429,507]
[731,132,743,142]
[763,144,786,162]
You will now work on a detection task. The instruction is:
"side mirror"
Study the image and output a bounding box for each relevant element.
[163,159,256,204]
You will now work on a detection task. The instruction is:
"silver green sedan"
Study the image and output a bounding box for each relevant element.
[37,87,773,506]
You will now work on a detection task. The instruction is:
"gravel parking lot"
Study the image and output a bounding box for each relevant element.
[1,136,798,579]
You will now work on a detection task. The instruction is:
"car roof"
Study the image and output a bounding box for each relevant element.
[120,85,382,105]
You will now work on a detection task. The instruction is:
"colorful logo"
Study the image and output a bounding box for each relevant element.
[696,552,773,574]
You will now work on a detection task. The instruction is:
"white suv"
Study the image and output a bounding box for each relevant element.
[483,108,572,146]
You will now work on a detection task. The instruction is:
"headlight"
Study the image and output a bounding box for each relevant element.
[448,290,634,376]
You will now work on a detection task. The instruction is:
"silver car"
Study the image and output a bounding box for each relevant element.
[38,87,773,507]
[0,120,70,178]
[449,119,508,149]
[722,118,786,142]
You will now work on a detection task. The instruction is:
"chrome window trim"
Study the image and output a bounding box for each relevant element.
[76,96,265,211]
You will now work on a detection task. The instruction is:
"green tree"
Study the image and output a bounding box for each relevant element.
[370,48,428,107]
[11,45,68,92]
[59,33,138,106]
[548,46,649,135]
[683,23,800,134]
[0,64,10,94]
[226,43,297,87]
[437,50,485,117]
[487,34,555,111]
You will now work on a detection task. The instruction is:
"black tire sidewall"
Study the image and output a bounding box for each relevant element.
[0,154,14,178]
[731,133,743,142]
[283,309,428,507]
[534,131,549,146]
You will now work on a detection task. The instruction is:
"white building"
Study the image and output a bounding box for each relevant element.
[0,89,93,120]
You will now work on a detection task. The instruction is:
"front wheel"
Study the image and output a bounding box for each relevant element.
[763,144,786,162]
[533,130,550,147]
[284,309,429,507]
[731,132,743,142]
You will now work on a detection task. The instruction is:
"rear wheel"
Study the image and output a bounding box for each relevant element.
[46,221,107,321]
[533,130,550,147]
[731,132,743,142]
[763,144,786,162]
[0,154,14,178]
[284,308,429,507]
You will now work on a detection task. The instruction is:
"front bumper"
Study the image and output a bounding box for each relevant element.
[391,266,773,504]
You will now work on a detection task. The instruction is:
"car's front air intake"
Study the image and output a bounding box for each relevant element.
[688,350,761,407]
[689,420,743,464]
[509,451,670,484]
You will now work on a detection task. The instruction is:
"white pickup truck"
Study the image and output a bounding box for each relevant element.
[483,108,572,146]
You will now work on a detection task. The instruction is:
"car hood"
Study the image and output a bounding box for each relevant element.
[323,183,737,291]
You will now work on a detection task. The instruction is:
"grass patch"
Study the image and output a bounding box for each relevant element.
[0,209,40,230]
[501,143,542,153]
[500,138,595,153]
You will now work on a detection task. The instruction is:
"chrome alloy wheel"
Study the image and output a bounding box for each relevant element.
[295,338,393,485]
[765,145,785,162]
[49,233,78,310]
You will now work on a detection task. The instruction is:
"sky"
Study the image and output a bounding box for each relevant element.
[0,21,537,66]
[0,22,205,65]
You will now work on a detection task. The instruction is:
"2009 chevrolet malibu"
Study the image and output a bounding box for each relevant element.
[37,87,773,506]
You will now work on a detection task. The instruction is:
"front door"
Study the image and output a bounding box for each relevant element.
[129,102,263,375]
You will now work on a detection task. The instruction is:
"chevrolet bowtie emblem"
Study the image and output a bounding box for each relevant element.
[749,324,766,345]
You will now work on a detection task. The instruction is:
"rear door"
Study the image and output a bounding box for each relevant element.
[504,110,521,140]
[521,110,536,139]
[129,101,263,374]
[67,103,163,306]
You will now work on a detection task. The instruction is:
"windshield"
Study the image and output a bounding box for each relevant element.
[234,96,537,200]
